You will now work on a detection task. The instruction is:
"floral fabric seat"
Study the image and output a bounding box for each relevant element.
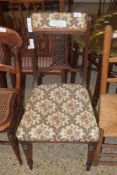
[17,84,99,142]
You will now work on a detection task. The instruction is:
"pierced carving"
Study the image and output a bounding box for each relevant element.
[53,34,68,65]
[35,34,52,57]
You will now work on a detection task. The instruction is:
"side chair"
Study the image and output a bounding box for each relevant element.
[0,26,22,165]
[93,25,117,166]
[16,13,100,170]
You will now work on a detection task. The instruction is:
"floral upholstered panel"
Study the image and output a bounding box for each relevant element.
[17,84,99,142]
[31,12,88,32]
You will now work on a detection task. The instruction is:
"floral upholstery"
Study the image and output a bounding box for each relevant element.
[17,84,99,142]
[31,12,88,32]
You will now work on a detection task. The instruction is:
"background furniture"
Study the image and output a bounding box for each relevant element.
[8,0,67,88]
[89,12,117,107]
[70,0,117,107]
[93,25,117,166]
[89,0,117,106]
[0,26,22,165]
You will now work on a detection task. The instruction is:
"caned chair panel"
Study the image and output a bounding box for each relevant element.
[99,94,117,137]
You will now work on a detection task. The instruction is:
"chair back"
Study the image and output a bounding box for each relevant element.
[29,12,91,85]
[0,26,22,95]
[100,25,117,94]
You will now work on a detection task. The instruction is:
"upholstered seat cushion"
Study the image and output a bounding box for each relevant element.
[17,84,99,142]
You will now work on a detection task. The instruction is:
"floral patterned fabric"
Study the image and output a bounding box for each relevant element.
[17,84,99,142]
[31,12,88,32]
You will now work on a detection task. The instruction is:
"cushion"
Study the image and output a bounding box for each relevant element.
[17,84,99,142]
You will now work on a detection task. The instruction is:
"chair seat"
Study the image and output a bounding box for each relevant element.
[99,94,117,137]
[17,84,99,142]
[0,89,17,130]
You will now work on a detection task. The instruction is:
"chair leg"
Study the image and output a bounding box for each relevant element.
[70,42,78,83]
[21,141,33,169]
[86,58,92,89]
[70,72,76,83]
[92,57,102,107]
[7,129,22,165]
[93,128,104,166]
[86,142,97,171]
[21,73,26,106]
[92,68,101,107]
[61,70,67,83]
[38,74,43,85]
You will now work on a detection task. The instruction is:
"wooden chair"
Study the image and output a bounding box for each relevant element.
[93,25,117,166]
[16,13,99,170]
[0,26,22,165]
